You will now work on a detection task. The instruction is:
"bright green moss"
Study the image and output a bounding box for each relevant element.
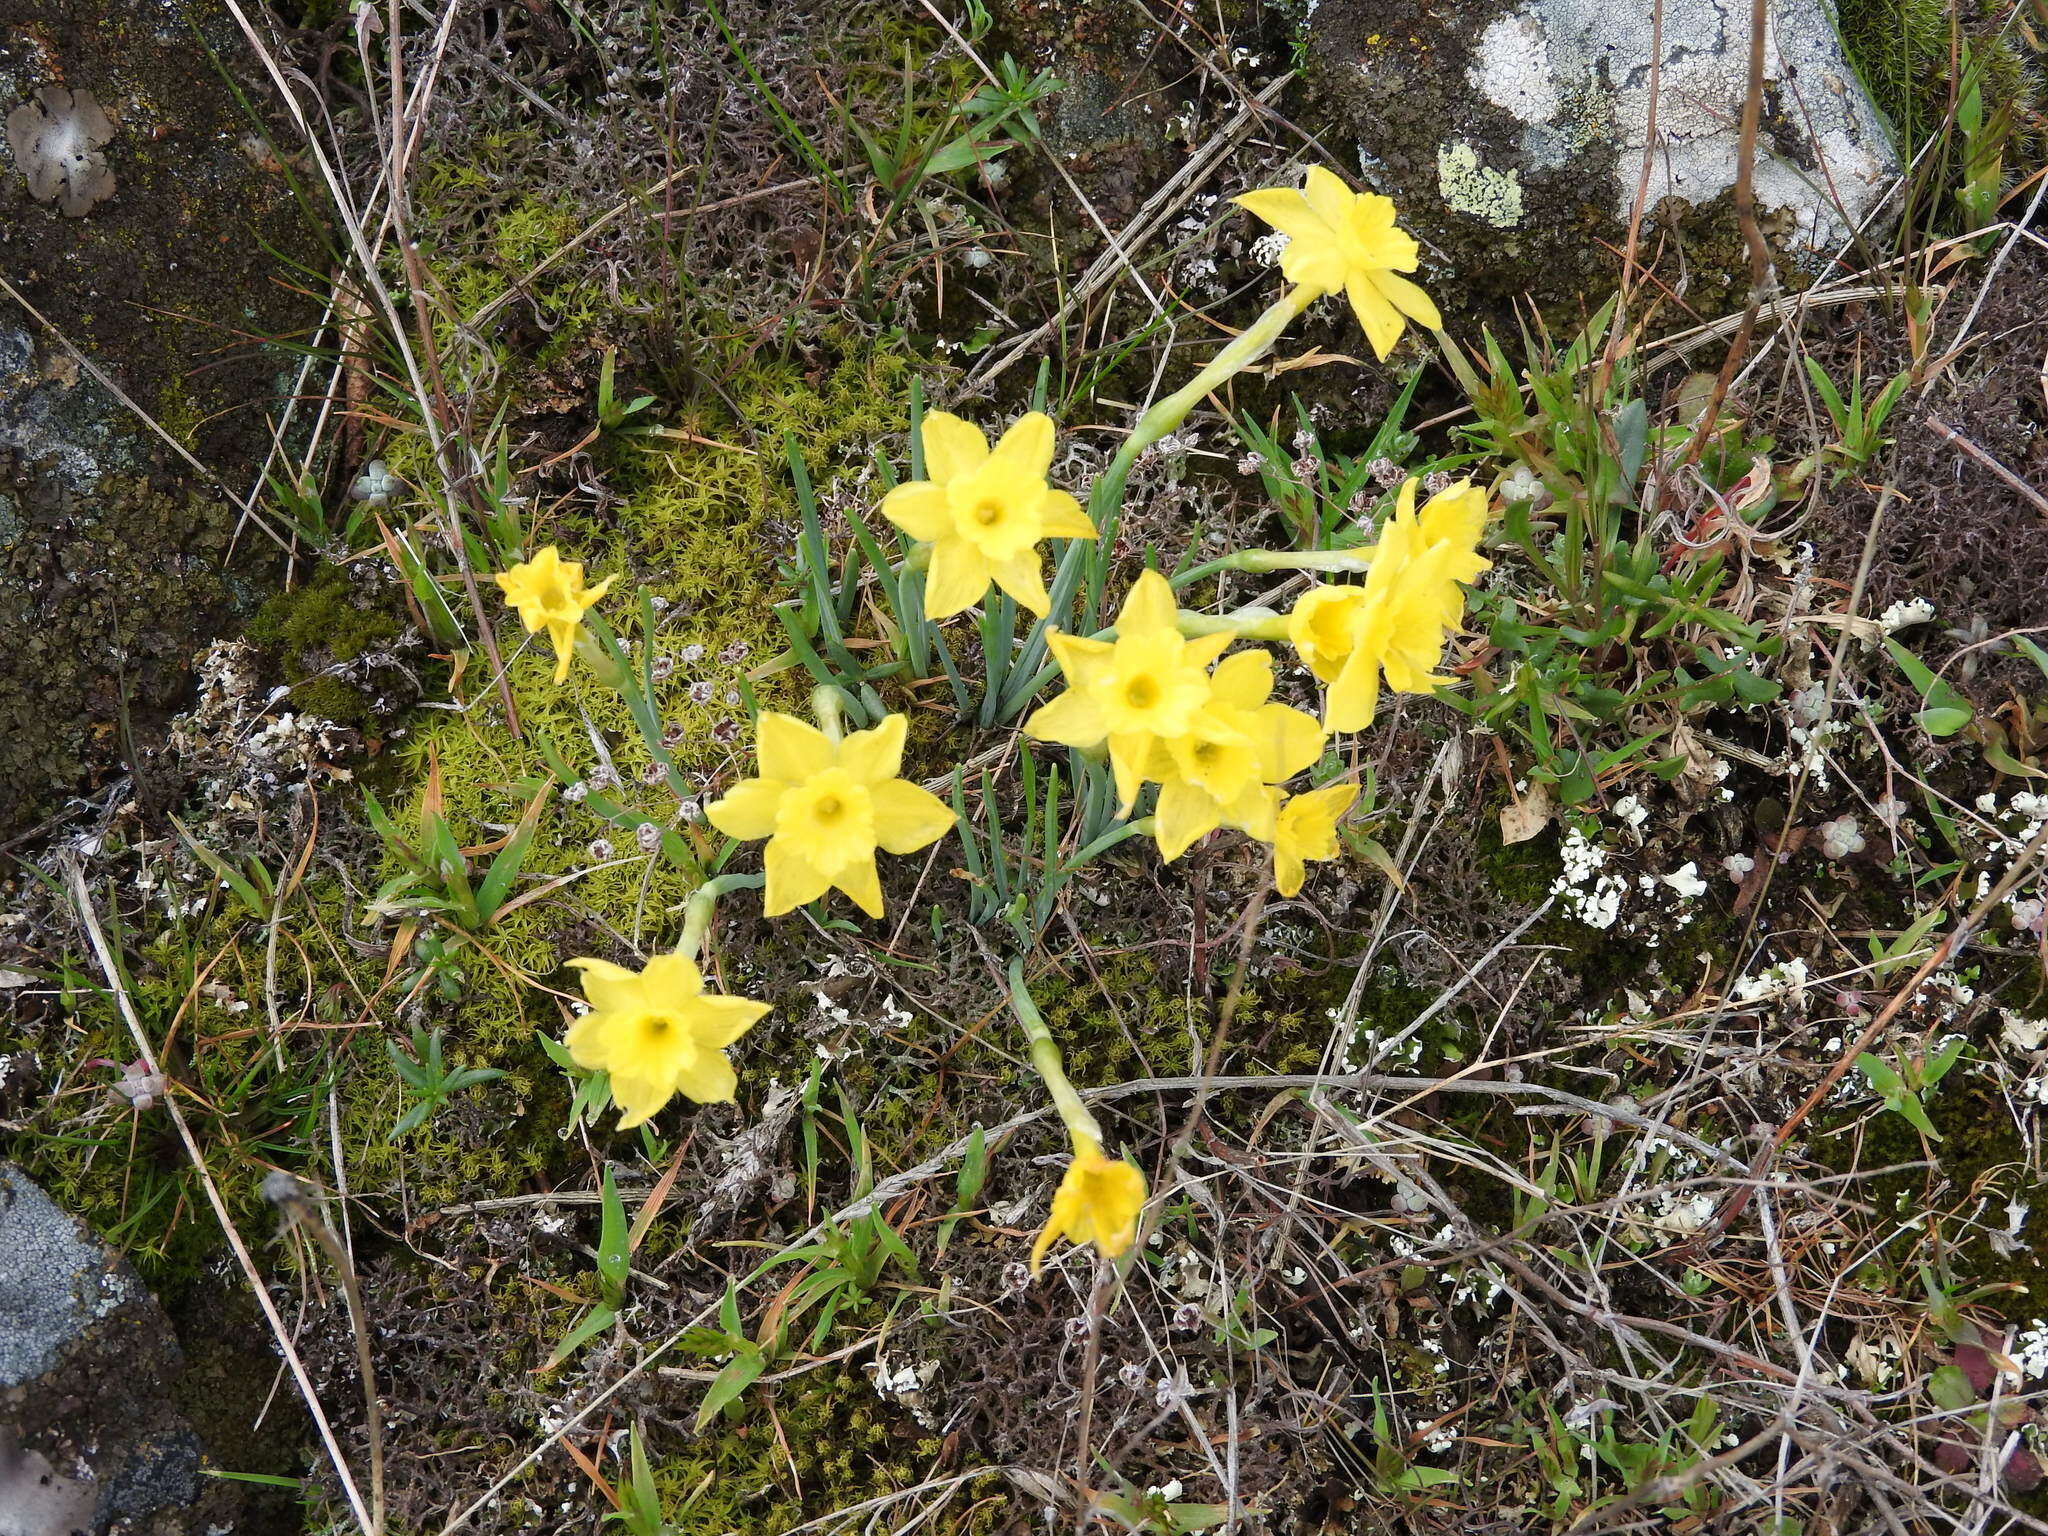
[245,564,409,727]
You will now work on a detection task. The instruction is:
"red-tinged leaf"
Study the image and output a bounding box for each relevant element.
[1934,1438,1972,1474]
[2005,1447,2044,1492]
[1955,1342,1999,1395]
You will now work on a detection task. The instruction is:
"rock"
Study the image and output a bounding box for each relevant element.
[0,1163,229,1536]
[0,0,321,836]
[1300,0,1899,310]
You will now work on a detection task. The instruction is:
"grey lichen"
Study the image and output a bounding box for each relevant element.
[7,86,117,217]
[1438,140,1525,228]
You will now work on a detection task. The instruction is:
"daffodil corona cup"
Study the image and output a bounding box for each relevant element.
[705,688,955,919]
[1007,959,1148,1272]
[493,545,615,684]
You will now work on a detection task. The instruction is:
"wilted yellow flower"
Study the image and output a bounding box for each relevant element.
[1024,570,1234,812]
[880,411,1095,619]
[565,953,771,1128]
[1292,477,1491,732]
[1145,650,1325,861]
[495,546,615,684]
[1031,1132,1148,1272]
[1270,782,1359,897]
[1234,166,1441,360]
[705,712,954,918]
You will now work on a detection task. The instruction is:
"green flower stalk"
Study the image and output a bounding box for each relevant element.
[1008,957,1147,1271]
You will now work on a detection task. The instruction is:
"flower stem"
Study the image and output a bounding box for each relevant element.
[1120,284,1320,469]
[1008,957,1104,1148]
[811,683,844,743]
[1083,284,1318,619]
[676,873,766,959]
[1174,546,1376,589]
[572,624,628,690]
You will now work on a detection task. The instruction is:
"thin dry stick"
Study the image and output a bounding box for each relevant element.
[264,1171,386,1536]
[1703,813,2048,1244]
[1675,0,1773,475]
[63,858,377,1536]
[1924,415,2048,517]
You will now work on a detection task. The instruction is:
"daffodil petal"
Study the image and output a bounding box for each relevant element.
[757,713,837,783]
[1302,165,1354,227]
[1369,268,1441,330]
[704,778,785,841]
[568,956,643,1014]
[1232,187,1326,241]
[547,620,578,684]
[990,551,1051,616]
[1208,649,1274,711]
[1274,844,1308,898]
[1346,273,1407,361]
[837,713,907,786]
[1419,479,1482,546]
[1036,489,1095,541]
[989,411,1056,479]
[924,538,993,619]
[1046,630,1115,689]
[1105,731,1153,813]
[564,1010,611,1070]
[610,1071,673,1129]
[833,856,885,918]
[920,411,988,483]
[881,481,951,542]
[1222,781,1282,841]
[763,839,832,916]
[637,952,706,1014]
[1325,648,1382,733]
[1251,701,1327,784]
[1182,632,1236,671]
[1118,570,1179,636]
[1024,688,1107,749]
[1155,779,1223,862]
[1029,1209,1065,1274]
[869,780,955,855]
[669,1048,739,1106]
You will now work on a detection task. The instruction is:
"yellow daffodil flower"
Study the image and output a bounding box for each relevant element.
[705,712,954,919]
[1291,478,1491,732]
[1233,166,1441,360]
[879,411,1096,619]
[1031,1131,1148,1272]
[494,546,615,684]
[564,952,771,1128]
[1287,584,1371,686]
[1024,570,1234,811]
[1271,782,1359,898]
[1144,650,1325,861]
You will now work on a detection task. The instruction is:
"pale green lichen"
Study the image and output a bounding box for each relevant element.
[1437,139,1525,228]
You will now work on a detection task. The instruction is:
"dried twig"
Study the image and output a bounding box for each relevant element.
[63,858,379,1536]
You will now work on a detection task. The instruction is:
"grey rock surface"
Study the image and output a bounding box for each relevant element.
[1299,0,1901,312]
[0,1164,222,1536]
[1456,0,1895,250]
[0,0,320,838]
[0,1162,145,1389]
